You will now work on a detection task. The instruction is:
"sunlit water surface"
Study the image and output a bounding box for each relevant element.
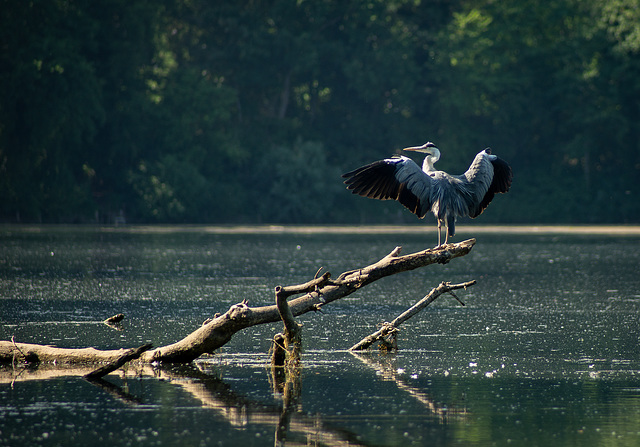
[1,226,639,446]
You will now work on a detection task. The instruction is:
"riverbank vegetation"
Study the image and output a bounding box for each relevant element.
[2,0,639,224]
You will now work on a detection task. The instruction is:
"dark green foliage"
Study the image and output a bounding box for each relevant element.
[255,139,342,223]
[1,0,638,223]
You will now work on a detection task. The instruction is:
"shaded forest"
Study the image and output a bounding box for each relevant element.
[1,0,639,224]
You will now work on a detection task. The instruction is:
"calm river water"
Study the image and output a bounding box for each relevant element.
[1,225,639,446]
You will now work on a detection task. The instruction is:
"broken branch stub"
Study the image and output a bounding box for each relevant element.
[275,285,302,367]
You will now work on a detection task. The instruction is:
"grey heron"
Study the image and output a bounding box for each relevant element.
[342,142,513,246]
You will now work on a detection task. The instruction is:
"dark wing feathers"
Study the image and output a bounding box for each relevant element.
[489,156,512,193]
[343,151,511,221]
[342,161,397,199]
[398,182,423,216]
[342,157,431,218]
[470,156,513,218]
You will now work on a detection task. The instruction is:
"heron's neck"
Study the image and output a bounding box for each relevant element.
[422,155,437,172]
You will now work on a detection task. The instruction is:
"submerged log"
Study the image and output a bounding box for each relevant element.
[0,239,476,366]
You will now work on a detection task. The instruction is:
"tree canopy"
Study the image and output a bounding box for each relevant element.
[1,0,638,224]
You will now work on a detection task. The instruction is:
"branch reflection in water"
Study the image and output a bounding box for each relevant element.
[350,352,468,423]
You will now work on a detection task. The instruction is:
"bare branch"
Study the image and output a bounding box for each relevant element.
[349,280,476,351]
[276,272,331,298]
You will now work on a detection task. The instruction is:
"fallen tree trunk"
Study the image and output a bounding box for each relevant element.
[0,239,476,365]
[2,342,135,365]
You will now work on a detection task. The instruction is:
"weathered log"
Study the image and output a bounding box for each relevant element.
[140,238,475,363]
[349,280,476,351]
[0,239,476,365]
[1,342,136,365]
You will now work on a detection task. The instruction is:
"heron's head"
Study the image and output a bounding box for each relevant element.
[483,147,498,160]
[403,142,440,161]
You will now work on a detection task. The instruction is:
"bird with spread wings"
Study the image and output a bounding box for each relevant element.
[342,142,513,246]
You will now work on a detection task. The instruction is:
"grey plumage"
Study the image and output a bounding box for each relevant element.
[342,142,513,246]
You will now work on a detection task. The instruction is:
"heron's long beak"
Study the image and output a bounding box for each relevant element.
[403,145,425,152]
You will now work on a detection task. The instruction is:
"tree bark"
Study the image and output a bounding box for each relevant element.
[2,342,136,364]
[0,239,476,365]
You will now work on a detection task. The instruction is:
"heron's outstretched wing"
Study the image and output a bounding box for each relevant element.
[342,156,432,218]
[463,150,513,218]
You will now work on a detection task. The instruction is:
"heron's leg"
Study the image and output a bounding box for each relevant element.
[437,221,442,247]
[443,220,449,245]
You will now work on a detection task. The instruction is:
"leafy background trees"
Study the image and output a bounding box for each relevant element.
[1,0,638,224]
